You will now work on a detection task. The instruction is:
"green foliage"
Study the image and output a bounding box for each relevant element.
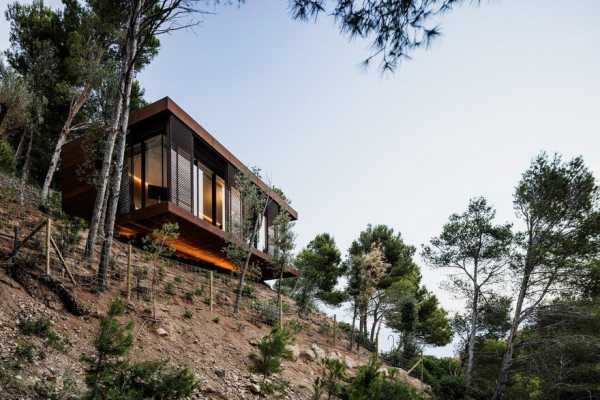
[291,0,460,72]
[174,276,183,284]
[193,287,203,296]
[84,297,198,399]
[14,340,36,365]
[164,281,175,295]
[242,283,255,298]
[251,298,288,326]
[18,316,52,336]
[184,291,194,302]
[344,358,424,400]
[250,326,295,377]
[182,309,193,319]
[212,316,220,324]
[312,357,347,400]
[292,233,344,315]
[56,215,87,256]
[0,138,15,174]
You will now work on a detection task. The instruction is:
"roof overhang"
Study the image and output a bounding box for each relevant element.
[129,97,298,220]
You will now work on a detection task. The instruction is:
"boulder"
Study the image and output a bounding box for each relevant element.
[286,344,300,361]
[156,327,168,337]
[310,343,326,361]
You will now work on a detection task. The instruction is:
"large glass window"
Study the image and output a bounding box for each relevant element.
[126,134,167,211]
[230,187,242,237]
[215,176,225,230]
[144,135,165,207]
[131,143,142,210]
[202,167,213,223]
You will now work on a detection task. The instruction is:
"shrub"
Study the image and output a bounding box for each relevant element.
[164,281,175,295]
[251,299,288,326]
[344,357,425,400]
[182,309,193,319]
[18,316,52,336]
[313,357,347,400]
[14,340,36,365]
[0,138,15,174]
[250,326,294,377]
[242,284,255,298]
[56,216,87,256]
[434,375,467,400]
[194,287,203,296]
[212,316,220,324]
[84,297,198,399]
[184,291,194,302]
[174,276,183,284]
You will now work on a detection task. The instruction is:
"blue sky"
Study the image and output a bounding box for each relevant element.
[1,0,599,356]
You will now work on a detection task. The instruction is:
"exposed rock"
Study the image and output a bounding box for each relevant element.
[310,343,326,361]
[156,327,168,336]
[214,367,226,378]
[248,383,261,394]
[286,344,300,361]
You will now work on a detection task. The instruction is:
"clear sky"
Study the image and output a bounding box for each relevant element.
[1,0,599,356]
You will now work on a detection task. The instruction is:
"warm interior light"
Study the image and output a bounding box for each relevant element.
[171,240,236,272]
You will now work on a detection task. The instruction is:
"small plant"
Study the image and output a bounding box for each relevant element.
[164,281,176,295]
[18,316,52,336]
[183,309,193,319]
[14,340,36,365]
[184,291,194,302]
[212,316,220,324]
[174,276,183,284]
[84,297,198,399]
[312,358,347,400]
[0,138,16,174]
[287,319,303,335]
[194,287,203,296]
[242,283,255,298]
[250,326,295,377]
[55,216,87,256]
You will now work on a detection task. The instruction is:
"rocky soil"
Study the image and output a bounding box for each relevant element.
[0,175,429,399]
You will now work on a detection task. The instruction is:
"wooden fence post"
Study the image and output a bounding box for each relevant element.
[126,243,132,301]
[45,218,51,275]
[333,314,337,347]
[420,351,424,381]
[209,271,213,312]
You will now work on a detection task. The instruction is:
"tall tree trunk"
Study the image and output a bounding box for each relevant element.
[492,266,531,400]
[41,83,92,204]
[96,2,142,290]
[369,295,381,344]
[14,130,27,164]
[84,63,127,261]
[465,269,479,385]
[19,129,33,206]
[234,199,269,314]
[349,302,357,351]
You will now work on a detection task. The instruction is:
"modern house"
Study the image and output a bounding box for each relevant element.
[60,97,298,280]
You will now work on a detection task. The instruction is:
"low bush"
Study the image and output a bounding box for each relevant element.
[0,138,15,174]
[182,309,193,319]
[250,326,295,377]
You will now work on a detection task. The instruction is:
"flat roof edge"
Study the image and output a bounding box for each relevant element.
[130,97,298,220]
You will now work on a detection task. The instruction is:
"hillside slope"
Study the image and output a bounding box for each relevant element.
[0,174,429,399]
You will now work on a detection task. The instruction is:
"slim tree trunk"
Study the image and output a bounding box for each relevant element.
[96,2,142,290]
[465,268,479,385]
[19,129,33,206]
[349,302,357,351]
[234,199,269,314]
[492,266,531,400]
[41,83,92,204]
[84,62,127,261]
[14,130,26,163]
